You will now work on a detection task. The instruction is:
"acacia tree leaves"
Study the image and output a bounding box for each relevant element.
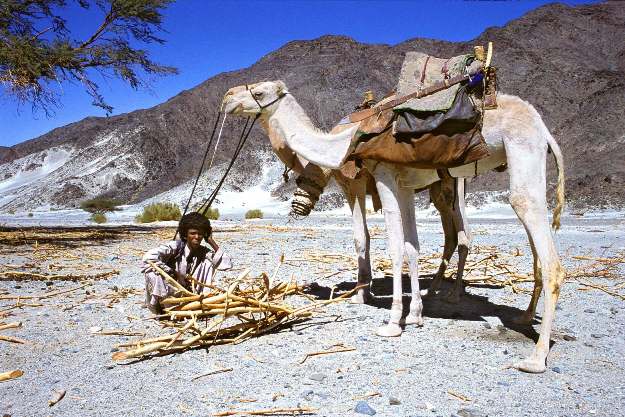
[0,0,177,114]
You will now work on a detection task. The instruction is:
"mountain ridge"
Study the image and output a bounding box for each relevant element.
[1,1,623,211]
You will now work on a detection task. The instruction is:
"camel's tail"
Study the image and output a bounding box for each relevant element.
[545,131,565,230]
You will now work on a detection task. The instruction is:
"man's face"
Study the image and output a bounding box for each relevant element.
[186,228,203,248]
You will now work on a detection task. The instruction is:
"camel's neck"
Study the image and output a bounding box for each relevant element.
[265,95,356,169]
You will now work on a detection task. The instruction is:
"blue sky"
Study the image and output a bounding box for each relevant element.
[0,0,597,147]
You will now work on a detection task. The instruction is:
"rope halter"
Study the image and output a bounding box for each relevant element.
[245,84,288,110]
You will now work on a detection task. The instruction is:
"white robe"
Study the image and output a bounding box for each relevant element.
[141,240,232,312]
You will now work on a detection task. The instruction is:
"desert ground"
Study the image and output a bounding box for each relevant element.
[1,214,624,417]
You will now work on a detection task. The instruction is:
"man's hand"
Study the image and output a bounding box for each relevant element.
[206,236,219,251]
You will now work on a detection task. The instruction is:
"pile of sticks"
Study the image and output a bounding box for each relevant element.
[113,264,355,361]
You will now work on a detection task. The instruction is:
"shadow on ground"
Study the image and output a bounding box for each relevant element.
[305,274,541,343]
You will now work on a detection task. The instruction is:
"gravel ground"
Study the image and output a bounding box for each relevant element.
[1,215,624,417]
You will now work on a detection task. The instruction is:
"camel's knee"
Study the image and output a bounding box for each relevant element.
[544,262,565,298]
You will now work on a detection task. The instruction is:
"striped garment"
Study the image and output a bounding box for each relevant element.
[141,240,232,312]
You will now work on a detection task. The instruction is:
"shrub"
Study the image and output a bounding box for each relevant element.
[245,209,263,219]
[81,197,120,214]
[135,202,181,223]
[204,207,220,220]
[7,210,15,215]
[27,212,33,217]
[90,213,107,224]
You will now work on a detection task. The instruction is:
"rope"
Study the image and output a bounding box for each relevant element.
[173,111,222,240]
[207,112,229,172]
[198,114,260,216]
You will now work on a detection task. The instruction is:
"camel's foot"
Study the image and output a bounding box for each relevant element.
[350,290,371,304]
[512,311,535,325]
[443,284,465,304]
[511,355,547,373]
[402,313,424,327]
[375,323,402,337]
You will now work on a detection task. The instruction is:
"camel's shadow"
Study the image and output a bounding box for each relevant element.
[305,274,540,343]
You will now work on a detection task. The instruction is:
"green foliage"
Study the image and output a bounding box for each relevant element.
[80,197,120,214]
[27,212,33,217]
[245,209,263,219]
[203,207,219,220]
[0,0,177,114]
[90,212,107,223]
[135,202,181,223]
[7,209,15,215]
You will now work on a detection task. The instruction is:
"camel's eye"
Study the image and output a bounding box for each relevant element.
[253,91,263,98]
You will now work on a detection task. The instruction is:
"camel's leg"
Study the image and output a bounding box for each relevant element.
[429,181,457,295]
[513,232,543,325]
[445,178,472,304]
[343,176,372,304]
[374,164,405,337]
[398,186,423,326]
[505,139,565,373]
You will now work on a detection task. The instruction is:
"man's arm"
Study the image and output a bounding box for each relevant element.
[141,241,178,274]
[206,237,232,270]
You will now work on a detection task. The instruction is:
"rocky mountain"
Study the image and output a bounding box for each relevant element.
[1,1,623,211]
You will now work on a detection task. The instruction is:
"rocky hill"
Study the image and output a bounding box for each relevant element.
[1,1,623,211]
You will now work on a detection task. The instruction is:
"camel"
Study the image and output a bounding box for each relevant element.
[222,81,565,373]
[253,90,472,304]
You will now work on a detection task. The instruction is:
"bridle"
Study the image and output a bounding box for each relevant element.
[245,84,288,110]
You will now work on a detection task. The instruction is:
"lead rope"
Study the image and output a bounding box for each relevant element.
[174,111,223,240]
[207,112,229,172]
[198,114,260,215]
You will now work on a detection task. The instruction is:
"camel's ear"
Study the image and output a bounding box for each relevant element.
[276,80,289,95]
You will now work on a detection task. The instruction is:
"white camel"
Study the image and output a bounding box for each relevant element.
[222,81,565,373]
[254,92,472,304]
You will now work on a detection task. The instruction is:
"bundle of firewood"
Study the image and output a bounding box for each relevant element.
[112,263,355,361]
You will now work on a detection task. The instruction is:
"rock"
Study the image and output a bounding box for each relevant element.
[584,308,595,313]
[552,366,562,373]
[389,396,401,405]
[591,333,605,339]
[89,326,102,333]
[309,373,326,382]
[354,401,376,415]
[300,390,314,400]
[456,407,486,417]
[610,307,618,315]
[562,334,577,341]
[482,322,492,329]
[497,381,511,387]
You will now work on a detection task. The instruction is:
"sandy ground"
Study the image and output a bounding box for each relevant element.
[0,215,624,417]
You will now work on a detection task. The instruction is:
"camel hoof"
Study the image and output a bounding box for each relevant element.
[512,313,534,325]
[350,292,370,304]
[402,314,423,326]
[511,358,546,373]
[375,323,402,337]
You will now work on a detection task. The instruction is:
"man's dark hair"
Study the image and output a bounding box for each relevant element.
[178,212,212,240]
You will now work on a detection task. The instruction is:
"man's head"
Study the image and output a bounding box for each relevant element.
[178,212,212,248]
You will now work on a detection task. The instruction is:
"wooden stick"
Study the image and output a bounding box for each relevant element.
[0,284,89,300]
[447,390,472,402]
[191,367,233,381]
[0,322,21,331]
[0,335,27,344]
[299,347,356,364]
[48,389,66,407]
[0,370,23,382]
[212,406,317,416]
[146,261,195,296]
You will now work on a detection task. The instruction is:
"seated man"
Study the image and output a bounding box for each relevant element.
[141,212,232,313]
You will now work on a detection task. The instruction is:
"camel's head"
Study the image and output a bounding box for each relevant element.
[222,81,289,116]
